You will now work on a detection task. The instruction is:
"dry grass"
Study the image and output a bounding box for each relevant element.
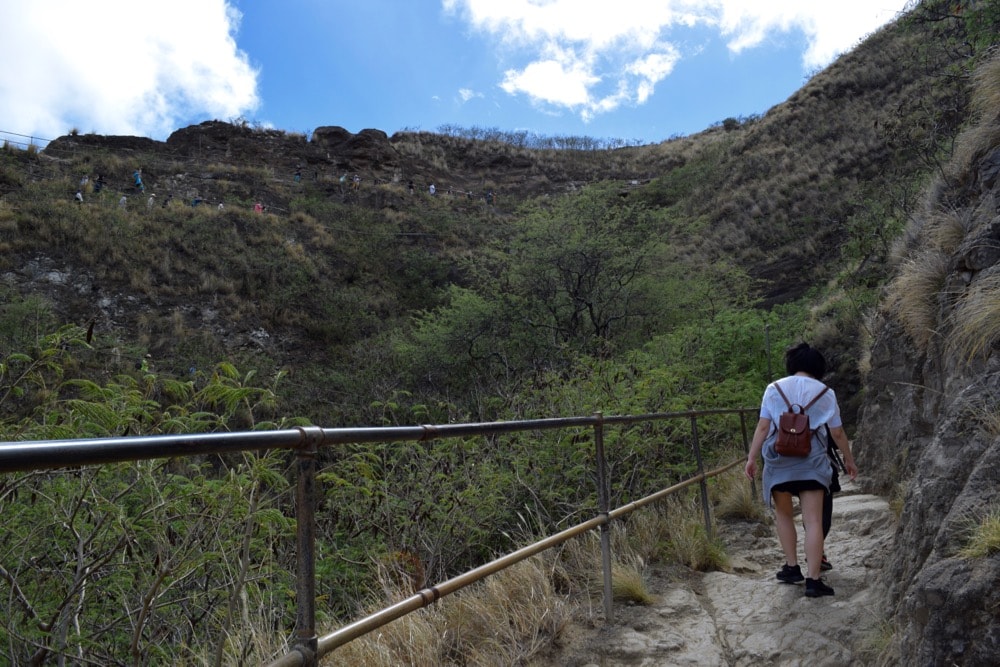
[558,527,653,605]
[889,482,907,519]
[713,468,767,522]
[962,391,1000,437]
[947,53,1000,186]
[664,518,729,571]
[925,208,974,257]
[611,561,654,605]
[857,309,883,380]
[947,270,1000,361]
[856,613,898,666]
[656,494,729,572]
[885,247,950,350]
[330,555,569,666]
[958,505,1000,559]
[971,52,1000,118]
[620,507,671,565]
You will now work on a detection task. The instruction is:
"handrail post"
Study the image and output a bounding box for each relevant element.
[593,412,613,624]
[689,415,713,538]
[739,411,757,500]
[293,427,323,666]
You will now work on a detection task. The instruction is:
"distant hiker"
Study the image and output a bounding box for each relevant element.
[218,202,224,211]
[191,196,203,207]
[118,195,127,209]
[162,194,171,208]
[408,180,414,195]
[352,174,360,190]
[254,202,263,213]
[94,174,105,193]
[429,183,436,195]
[486,189,494,206]
[74,190,84,203]
[147,194,156,210]
[294,167,302,183]
[79,175,89,189]
[133,169,144,193]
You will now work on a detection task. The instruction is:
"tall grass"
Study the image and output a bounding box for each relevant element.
[948,271,1000,361]
[886,247,950,351]
[713,467,768,522]
[326,480,747,665]
[331,555,569,666]
[958,505,1000,558]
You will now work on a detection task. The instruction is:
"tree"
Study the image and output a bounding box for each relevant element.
[505,186,659,353]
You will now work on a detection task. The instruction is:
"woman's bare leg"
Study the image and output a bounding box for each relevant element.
[799,489,825,579]
[772,491,798,565]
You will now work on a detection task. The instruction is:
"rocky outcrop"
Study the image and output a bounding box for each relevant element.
[854,55,1000,666]
[47,121,404,179]
[858,332,1000,664]
[46,132,161,154]
[312,126,401,171]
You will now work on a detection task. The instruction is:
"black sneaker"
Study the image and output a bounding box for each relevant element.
[805,577,835,597]
[820,555,833,571]
[776,564,804,584]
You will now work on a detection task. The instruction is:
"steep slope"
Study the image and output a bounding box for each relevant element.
[855,51,1000,665]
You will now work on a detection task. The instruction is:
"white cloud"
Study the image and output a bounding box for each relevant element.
[0,1,259,141]
[713,1,909,69]
[443,0,910,121]
[458,88,484,102]
[500,43,599,108]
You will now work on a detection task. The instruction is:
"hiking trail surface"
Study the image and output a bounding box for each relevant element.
[538,481,892,666]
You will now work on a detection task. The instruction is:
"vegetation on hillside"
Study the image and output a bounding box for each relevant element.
[0,0,996,662]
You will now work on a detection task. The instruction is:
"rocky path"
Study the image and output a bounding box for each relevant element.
[545,482,894,666]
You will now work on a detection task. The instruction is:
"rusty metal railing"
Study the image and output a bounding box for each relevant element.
[0,407,756,666]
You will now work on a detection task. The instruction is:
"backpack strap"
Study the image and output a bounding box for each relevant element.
[801,385,830,435]
[774,382,796,411]
[803,385,829,411]
[774,382,828,416]
[825,424,846,472]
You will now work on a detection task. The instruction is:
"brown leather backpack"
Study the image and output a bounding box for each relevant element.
[773,383,829,457]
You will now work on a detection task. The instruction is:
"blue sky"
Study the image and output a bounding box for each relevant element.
[0,0,912,147]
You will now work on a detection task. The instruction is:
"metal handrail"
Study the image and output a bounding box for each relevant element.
[0,407,757,666]
[305,459,743,664]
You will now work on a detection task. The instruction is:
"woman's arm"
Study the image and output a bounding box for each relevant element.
[744,417,772,480]
[828,425,858,480]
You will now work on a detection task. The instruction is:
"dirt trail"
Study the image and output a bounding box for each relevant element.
[545,482,893,666]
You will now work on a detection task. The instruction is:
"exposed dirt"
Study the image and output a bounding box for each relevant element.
[536,482,893,666]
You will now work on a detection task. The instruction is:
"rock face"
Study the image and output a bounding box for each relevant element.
[854,59,1000,665]
[47,121,403,179]
[312,126,401,170]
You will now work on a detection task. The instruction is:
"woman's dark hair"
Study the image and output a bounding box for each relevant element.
[785,342,826,379]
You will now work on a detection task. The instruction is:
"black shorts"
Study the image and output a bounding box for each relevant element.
[772,480,826,496]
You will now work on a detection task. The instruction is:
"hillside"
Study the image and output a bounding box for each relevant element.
[0,1,974,427]
[1,1,998,664]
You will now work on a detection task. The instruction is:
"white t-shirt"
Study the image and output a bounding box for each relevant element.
[759,374,842,506]
[760,375,842,430]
